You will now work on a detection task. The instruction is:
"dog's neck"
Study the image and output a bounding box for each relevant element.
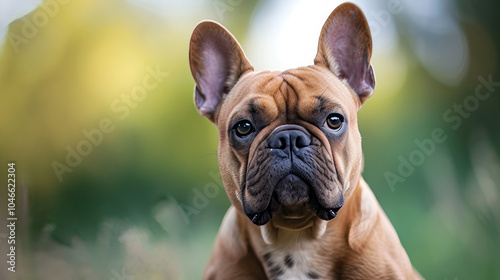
[259,229,329,279]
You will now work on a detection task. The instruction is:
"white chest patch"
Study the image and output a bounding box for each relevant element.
[262,232,324,280]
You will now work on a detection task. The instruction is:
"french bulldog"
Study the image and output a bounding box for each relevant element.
[189,3,423,279]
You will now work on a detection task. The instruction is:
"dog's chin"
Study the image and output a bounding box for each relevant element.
[272,175,315,229]
[260,208,329,245]
[272,206,315,231]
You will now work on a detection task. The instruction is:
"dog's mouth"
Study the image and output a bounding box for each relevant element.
[242,172,344,227]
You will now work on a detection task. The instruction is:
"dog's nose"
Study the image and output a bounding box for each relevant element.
[268,127,311,151]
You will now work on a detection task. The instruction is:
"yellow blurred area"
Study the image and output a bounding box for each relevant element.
[0,0,206,192]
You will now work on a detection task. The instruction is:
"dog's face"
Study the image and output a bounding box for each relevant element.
[189,3,375,232]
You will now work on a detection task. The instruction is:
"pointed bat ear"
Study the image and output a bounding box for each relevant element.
[189,21,254,122]
[314,3,375,104]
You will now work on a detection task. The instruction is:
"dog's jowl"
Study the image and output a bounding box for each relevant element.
[189,2,423,279]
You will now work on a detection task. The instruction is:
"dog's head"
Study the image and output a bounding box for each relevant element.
[189,3,375,235]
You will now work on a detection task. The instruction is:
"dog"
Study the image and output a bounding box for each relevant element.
[189,3,423,279]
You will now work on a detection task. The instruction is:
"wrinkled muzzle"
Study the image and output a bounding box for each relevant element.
[242,125,344,226]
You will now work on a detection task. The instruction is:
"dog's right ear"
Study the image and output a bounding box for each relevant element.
[189,21,254,123]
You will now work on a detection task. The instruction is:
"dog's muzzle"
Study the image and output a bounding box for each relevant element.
[243,125,344,226]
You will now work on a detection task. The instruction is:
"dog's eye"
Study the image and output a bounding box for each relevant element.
[326,113,344,130]
[234,120,253,137]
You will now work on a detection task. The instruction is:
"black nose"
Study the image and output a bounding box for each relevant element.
[268,127,311,151]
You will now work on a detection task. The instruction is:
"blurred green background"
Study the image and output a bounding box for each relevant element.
[0,0,499,279]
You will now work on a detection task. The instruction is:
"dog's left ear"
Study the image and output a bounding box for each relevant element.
[314,3,375,104]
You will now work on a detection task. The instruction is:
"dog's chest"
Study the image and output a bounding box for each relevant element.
[262,236,325,279]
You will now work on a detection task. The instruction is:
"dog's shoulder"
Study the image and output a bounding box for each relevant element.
[218,206,248,257]
[203,206,267,280]
[346,179,379,252]
[338,179,419,279]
